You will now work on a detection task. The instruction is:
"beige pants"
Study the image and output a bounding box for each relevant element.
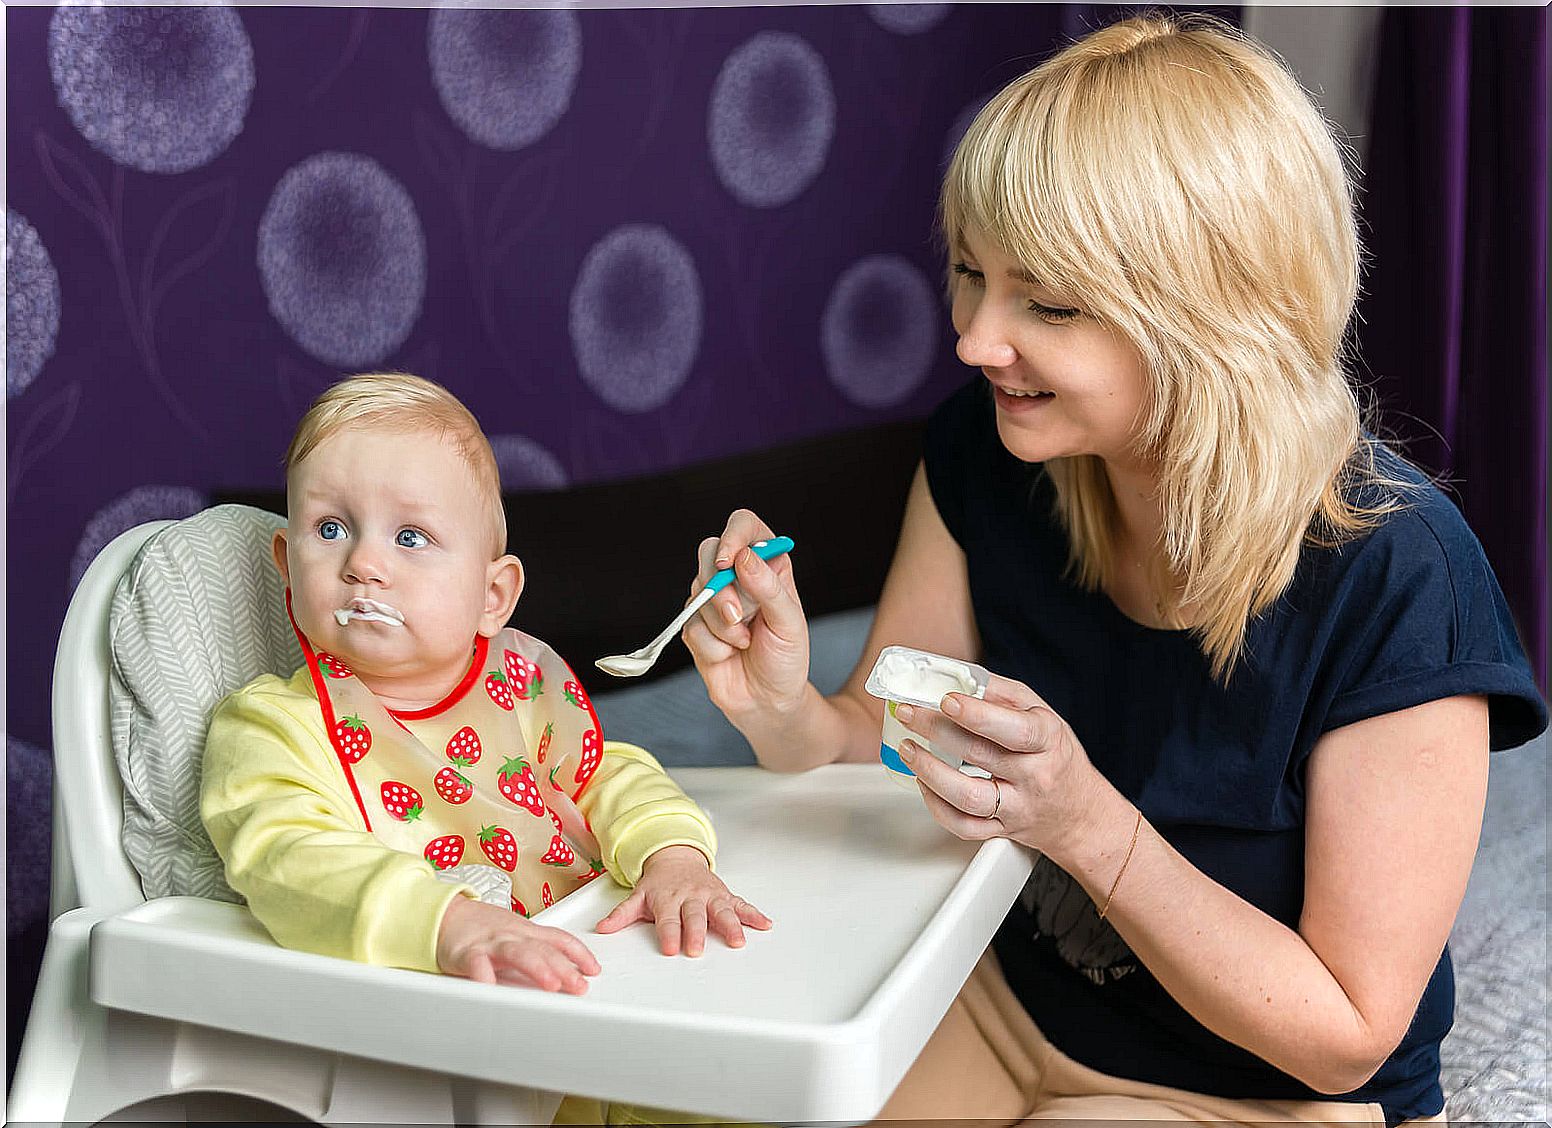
[877,953,1447,1126]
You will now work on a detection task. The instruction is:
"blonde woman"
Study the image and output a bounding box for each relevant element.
[682,14,1545,1126]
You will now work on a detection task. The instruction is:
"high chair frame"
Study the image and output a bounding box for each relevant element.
[11,516,1032,1126]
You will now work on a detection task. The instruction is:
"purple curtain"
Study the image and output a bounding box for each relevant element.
[1356,6,1548,691]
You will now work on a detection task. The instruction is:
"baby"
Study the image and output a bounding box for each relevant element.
[202,373,770,993]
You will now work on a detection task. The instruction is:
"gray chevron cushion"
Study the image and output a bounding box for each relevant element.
[108,504,300,901]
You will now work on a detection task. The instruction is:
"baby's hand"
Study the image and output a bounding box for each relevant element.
[437,896,600,993]
[595,845,773,956]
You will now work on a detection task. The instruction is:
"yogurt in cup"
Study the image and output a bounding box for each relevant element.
[865,646,991,787]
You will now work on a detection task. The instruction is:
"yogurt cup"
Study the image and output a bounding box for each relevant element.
[865,646,991,787]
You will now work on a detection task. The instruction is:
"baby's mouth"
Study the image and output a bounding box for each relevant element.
[334,598,405,627]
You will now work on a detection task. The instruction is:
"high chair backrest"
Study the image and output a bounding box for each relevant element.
[52,505,300,914]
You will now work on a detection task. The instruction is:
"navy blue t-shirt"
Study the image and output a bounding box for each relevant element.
[922,379,1547,1125]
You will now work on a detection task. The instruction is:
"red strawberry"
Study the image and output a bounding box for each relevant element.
[541,834,575,867]
[541,882,554,908]
[535,721,554,764]
[562,680,591,712]
[319,654,353,679]
[484,671,515,711]
[511,895,529,917]
[578,863,603,885]
[434,766,473,805]
[333,714,372,762]
[504,650,544,700]
[424,834,464,869]
[574,729,602,787]
[479,824,518,871]
[549,808,564,834]
[381,781,423,822]
[445,725,482,766]
[497,755,546,816]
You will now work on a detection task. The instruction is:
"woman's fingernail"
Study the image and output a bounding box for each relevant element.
[715,555,731,568]
[941,695,962,717]
[722,602,741,625]
[898,739,916,763]
[895,703,915,724]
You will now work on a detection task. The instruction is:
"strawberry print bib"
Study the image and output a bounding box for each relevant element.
[292,612,607,917]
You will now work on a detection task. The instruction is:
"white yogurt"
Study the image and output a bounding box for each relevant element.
[865,646,991,786]
[866,648,983,708]
[333,599,405,627]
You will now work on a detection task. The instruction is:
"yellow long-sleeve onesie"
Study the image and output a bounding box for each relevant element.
[201,665,716,974]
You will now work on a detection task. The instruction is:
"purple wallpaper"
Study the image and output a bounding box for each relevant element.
[11,4,1167,757]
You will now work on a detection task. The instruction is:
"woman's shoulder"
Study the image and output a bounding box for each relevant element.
[1319,444,1491,584]
[1294,443,1546,749]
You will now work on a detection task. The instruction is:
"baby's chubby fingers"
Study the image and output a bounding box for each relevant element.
[595,887,648,934]
[677,898,710,958]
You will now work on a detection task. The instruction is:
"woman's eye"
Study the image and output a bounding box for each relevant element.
[318,520,346,541]
[1030,301,1080,324]
[396,528,429,549]
[951,261,985,286]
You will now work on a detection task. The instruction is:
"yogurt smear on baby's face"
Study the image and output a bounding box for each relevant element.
[334,598,405,627]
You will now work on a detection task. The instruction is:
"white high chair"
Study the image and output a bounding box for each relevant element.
[11,505,1032,1126]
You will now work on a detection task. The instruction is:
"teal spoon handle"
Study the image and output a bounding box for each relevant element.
[704,536,794,594]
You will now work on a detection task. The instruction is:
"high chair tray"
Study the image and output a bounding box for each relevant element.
[89,764,1034,1122]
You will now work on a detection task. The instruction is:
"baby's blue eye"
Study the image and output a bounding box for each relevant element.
[319,520,346,541]
[396,528,428,549]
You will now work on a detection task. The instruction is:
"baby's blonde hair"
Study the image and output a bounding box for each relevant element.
[285,372,507,555]
[941,12,1412,682]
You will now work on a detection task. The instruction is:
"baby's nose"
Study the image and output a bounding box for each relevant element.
[342,543,387,585]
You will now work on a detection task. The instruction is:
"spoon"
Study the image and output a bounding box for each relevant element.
[595,536,795,678]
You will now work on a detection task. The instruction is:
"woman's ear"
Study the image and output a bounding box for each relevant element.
[479,554,524,637]
[271,528,291,585]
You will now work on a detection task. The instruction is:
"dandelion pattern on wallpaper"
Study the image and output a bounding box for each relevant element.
[708,32,836,209]
[866,4,953,34]
[11,2,1101,755]
[490,434,569,492]
[6,210,61,398]
[68,486,208,593]
[569,224,704,414]
[257,152,427,368]
[428,9,582,151]
[822,255,939,409]
[48,7,254,175]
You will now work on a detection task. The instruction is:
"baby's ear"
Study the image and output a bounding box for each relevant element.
[271,528,290,584]
[480,554,524,637]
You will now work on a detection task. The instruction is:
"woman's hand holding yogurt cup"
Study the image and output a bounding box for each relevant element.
[681,509,812,723]
[894,674,1114,865]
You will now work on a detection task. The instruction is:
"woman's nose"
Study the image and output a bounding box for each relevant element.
[955,302,1018,369]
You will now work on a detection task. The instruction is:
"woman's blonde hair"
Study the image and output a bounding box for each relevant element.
[285,372,507,555]
[941,12,1412,681]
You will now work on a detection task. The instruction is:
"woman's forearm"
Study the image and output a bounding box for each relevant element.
[1056,783,1387,1095]
[730,682,882,772]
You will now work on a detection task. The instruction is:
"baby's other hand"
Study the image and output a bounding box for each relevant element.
[595,845,772,957]
[437,896,600,993]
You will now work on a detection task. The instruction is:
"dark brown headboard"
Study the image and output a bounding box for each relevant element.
[218,418,922,684]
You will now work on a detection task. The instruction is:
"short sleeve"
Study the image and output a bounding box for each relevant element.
[1321,503,1547,751]
[922,380,989,546]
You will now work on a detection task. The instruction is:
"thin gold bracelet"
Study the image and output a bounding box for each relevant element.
[1097,810,1143,920]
